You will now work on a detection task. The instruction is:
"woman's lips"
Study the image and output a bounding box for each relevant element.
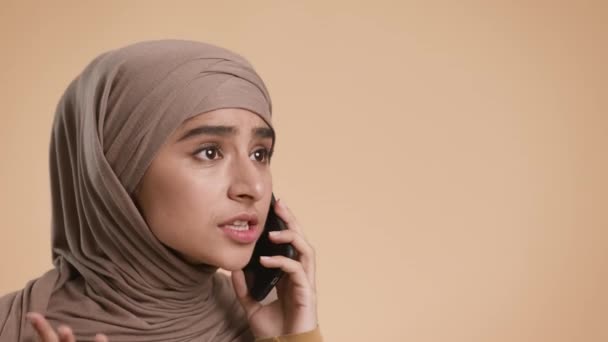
[219,223,260,244]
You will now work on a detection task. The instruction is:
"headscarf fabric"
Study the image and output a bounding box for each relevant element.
[0,39,273,342]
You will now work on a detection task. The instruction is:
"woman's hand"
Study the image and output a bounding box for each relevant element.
[26,312,109,342]
[231,198,318,339]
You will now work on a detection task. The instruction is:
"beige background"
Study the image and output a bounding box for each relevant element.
[1,1,607,341]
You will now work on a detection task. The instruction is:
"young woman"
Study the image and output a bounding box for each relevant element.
[0,39,321,342]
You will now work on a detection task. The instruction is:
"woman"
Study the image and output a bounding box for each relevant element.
[0,39,321,342]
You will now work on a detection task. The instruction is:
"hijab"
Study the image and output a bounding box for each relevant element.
[0,39,273,342]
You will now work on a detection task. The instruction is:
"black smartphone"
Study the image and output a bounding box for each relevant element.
[243,194,296,301]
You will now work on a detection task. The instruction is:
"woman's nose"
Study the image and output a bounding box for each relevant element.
[227,156,264,203]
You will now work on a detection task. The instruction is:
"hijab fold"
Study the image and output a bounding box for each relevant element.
[0,39,273,342]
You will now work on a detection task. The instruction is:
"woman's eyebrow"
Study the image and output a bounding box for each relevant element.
[177,125,274,141]
[253,127,274,139]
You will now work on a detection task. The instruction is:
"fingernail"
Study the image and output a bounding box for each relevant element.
[25,312,35,322]
[260,256,270,261]
[269,231,280,237]
[278,198,287,208]
[57,326,69,336]
[95,333,109,342]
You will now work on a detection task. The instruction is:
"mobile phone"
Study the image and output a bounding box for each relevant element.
[243,194,296,301]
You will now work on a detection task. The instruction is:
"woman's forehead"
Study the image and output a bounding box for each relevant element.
[172,108,273,143]
[180,108,269,128]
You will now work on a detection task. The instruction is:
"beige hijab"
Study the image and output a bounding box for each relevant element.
[0,39,273,341]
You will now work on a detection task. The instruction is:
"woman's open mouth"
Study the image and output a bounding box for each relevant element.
[218,213,261,244]
[219,222,260,244]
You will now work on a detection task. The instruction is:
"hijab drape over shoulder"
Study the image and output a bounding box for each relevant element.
[0,39,273,342]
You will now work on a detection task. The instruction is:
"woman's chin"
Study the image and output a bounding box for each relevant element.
[174,244,254,270]
[180,254,250,270]
[218,256,252,271]
[217,245,256,271]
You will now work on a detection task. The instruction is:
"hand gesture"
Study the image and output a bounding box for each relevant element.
[26,312,109,342]
[231,199,318,338]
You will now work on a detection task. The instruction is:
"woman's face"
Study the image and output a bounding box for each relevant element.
[134,108,274,271]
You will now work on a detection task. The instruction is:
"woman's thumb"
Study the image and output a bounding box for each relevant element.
[230,270,259,314]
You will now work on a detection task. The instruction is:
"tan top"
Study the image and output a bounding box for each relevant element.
[256,326,323,342]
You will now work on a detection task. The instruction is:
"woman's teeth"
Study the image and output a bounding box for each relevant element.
[225,220,250,231]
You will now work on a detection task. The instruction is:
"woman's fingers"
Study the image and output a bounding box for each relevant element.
[259,255,311,289]
[230,269,262,315]
[95,333,110,342]
[57,325,76,342]
[27,312,108,342]
[268,229,316,285]
[272,199,317,287]
[274,199,303,234]
[27,312,59,342]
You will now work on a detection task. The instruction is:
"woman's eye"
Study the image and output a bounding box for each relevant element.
[250,148,270,163]
[195,145,222,161]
